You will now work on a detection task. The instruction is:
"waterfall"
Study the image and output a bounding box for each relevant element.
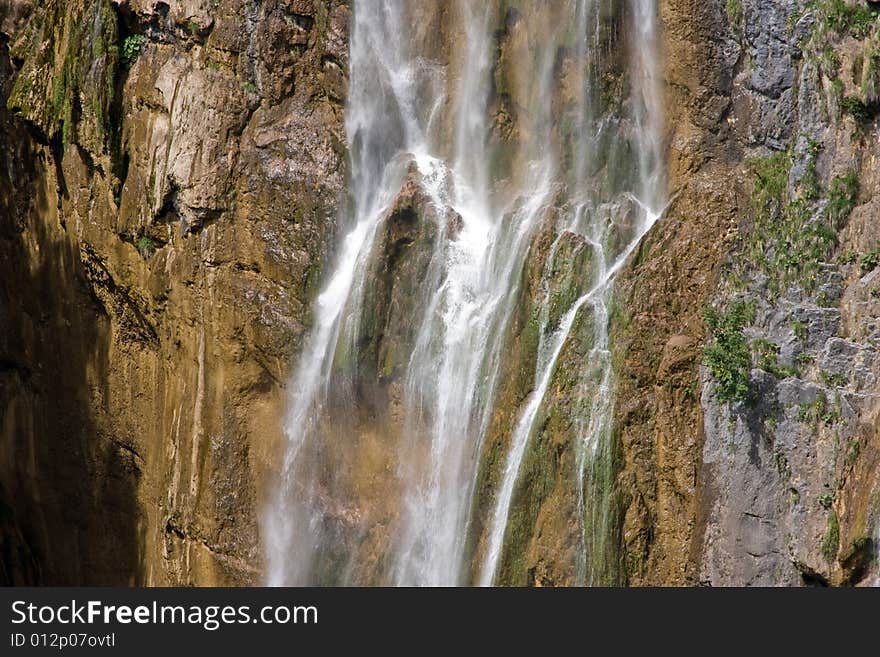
[265,0,665,586]
[262,1,444,585]
[478,0,665,586]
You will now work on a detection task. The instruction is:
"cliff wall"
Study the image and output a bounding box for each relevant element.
[0,0,348,585]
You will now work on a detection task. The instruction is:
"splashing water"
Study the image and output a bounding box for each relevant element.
[265,0,665,586]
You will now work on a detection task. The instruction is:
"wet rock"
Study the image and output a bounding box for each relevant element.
[0,0,349,585]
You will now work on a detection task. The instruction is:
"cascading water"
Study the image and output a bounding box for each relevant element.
[478,0,664,586]
[265,0,665,586]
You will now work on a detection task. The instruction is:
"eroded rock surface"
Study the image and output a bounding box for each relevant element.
[0,0,348,585]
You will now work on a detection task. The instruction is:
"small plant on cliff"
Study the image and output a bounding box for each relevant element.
[703,299,756,403]
[818,46,840,78]
[851,9,878,39]
[821,510,840,561]
[121,34,147,67]
[791,319,808,345]
[725,0,742,32]
[820,371,847,388]
[860,249,879,272]
[752,338,799,379]
[773,449,789,476]
[841,95,872,124]
[845,438,861,465]
[822,0,877,38]
[137,236,155,259]
[825,171,859,228]
[838,250,858,266]
[801,137,822,201]
[830,79,845,115]
[752,338,779,368]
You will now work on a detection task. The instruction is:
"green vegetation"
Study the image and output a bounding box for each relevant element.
[725,0,742,31]
[752,338,779,370]
[801,137,822,200]
[826,172,859,228]
[840,95,872,123]
[7,1,123,153]
[703,300,756,402]
[821,510,840,561]
[830,78,845,114]
[795,394,839,428]
[137,236,155,258]
[625,550,643,580]
[820,371,847,387]
[860,248,879,272]
[818,46,840,78]
[816,290,836,307]
[773,450,790,477]
[822,406,841,426]
[821,0,877,38]
[850,535,871,557]
[817,493,834,509]
[791,319,808,344]
[753,338,799,378]
[121,34,147,67]
[742,152,857,297]
[860,48,880,104]
[839,250,858,265]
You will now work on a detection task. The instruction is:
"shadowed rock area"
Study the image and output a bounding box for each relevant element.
[0,0,348,585]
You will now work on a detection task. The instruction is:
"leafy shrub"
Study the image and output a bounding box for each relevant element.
[137,235,155,258]
[703,300,756,402]
[791,319,808,344]
[860,249,879,272]
[820,371,847,387]
[841,95,872,123]
[753,338,799,379]
[817,493,834,510]
[795,351,814,367]
[122,34,147,67]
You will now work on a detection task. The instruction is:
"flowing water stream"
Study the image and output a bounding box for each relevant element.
[265,0,665,586]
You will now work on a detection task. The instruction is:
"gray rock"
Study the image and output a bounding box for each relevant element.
[819,337,861,376]
[744,0,799,99]
[776,377,825,407]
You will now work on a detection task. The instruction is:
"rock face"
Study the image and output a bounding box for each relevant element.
[0,0,348,585]
[613,0,880,586]
[1,0,878,587]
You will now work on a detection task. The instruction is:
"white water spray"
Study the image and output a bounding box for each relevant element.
[265,0,665,587]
